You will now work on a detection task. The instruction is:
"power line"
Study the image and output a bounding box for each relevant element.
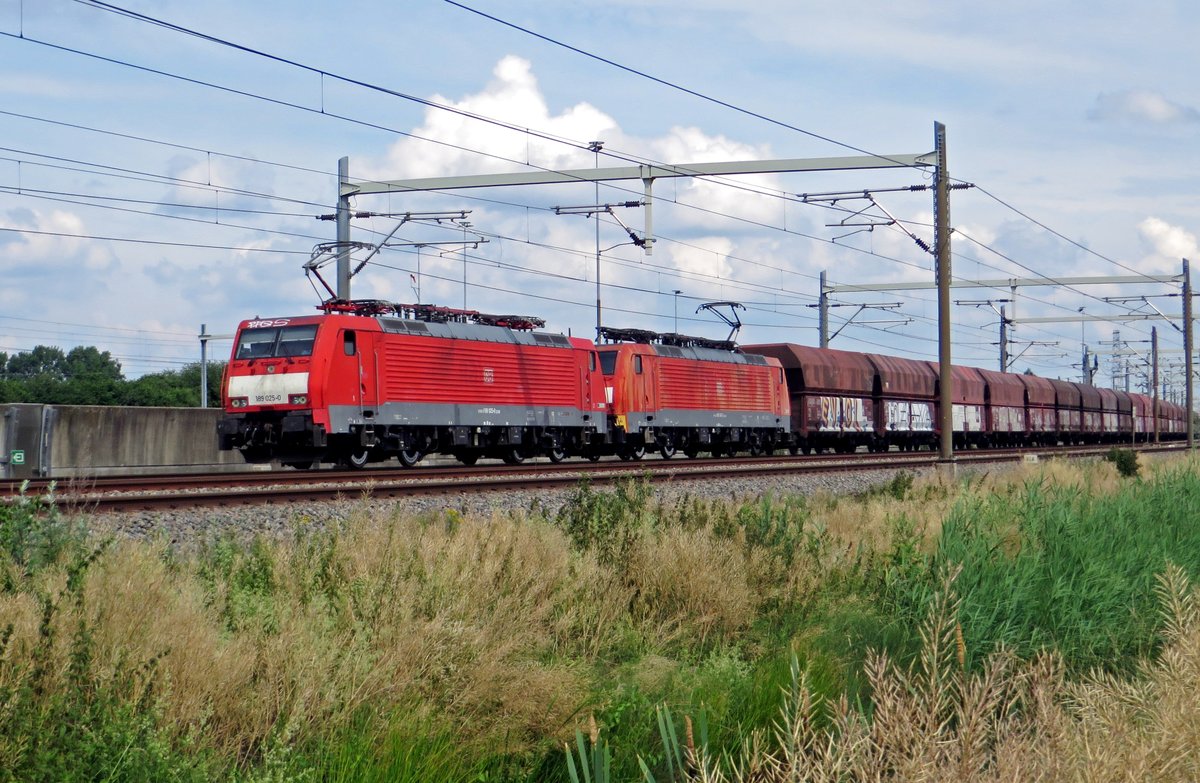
[0,225,311,254]
[0,314,194,338]
[442,1,924,170]
[0,108,333,178]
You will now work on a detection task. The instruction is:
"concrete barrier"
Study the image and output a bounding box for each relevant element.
[1,405,247,478]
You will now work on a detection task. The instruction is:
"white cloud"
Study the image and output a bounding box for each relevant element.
[1089,90,1200,124]
[373,55,621,179]
[1137,218,1197,271]
[0,207,114,270]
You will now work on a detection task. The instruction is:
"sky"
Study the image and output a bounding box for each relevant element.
[1,0,1198,392]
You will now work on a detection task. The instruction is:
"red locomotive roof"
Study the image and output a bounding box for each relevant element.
[865,354,936,397]
[1018,374,1056,406]
[744,343,874,394]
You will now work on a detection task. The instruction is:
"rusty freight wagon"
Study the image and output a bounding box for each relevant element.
[1020,374,1058,446]
[745,343,877,454]
[977,368,1026,447]
[865,353,937,452]
[1049,379,1083,444]
[934,364,986,448]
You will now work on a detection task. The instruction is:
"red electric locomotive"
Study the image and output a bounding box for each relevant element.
[597,327,790,459]
[218,301,607,467]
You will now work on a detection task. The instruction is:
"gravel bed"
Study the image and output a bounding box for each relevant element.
[82,461,1017,549]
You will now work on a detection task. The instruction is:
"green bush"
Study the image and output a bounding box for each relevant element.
[1104,447,1140,478]
[0,482,89,586]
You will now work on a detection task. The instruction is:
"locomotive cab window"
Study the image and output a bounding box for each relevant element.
[598,351,618,375]
[235,324,317,360]
[343,330,357,356]
[633,355,643,374]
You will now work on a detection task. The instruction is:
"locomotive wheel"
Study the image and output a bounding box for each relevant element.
[455,451,479,466]
[587,452,602,462]
[548,446,567,463]
[240,446,273,464]
[397,448,423,468]
[284,459,318,470]
[659,440,676,460]
[684,445,700,459]
[626,445,645,461]
[502,448,525,465]
[341,449,371,470]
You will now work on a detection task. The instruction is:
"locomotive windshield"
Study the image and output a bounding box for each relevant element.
[235,324,318,359]
[598,350,618,375]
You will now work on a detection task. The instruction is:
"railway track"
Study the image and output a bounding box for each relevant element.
[3,443,1181,514]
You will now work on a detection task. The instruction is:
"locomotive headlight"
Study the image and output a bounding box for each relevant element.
[289,394,308,405]
[230,397,249,408]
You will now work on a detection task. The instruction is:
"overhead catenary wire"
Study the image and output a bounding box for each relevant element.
[2,1,1171,377]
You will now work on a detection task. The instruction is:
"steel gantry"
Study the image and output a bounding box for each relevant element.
[329,123,965,456]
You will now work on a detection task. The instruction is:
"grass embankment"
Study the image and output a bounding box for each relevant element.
[2,452,1200,781]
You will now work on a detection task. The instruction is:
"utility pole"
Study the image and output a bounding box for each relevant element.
[199,323,209,409]
[999,305,1008,372]
[336,156,351,299]
[1185,258,1194,448]
[1152,326,1159,443]
[933,121,954,463]
[590,141,603,339]
[819,270,829,348]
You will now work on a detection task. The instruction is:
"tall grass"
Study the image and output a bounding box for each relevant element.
[2,457,1199,780]
[934,463,1200,673]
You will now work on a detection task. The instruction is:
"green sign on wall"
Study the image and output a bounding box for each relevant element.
[10,450,24,466]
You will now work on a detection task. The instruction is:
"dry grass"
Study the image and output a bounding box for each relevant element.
[626,525,756,649]
[1,508,633,762]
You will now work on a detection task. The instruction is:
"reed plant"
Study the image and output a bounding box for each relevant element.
[2,456,1199,780]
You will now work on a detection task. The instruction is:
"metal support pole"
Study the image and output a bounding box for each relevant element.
[999,305,1008,372]
[590,142,603,339]
[336,156,351,300]
[819,270,829,349]
[1152,326,1159,443]
[933,121,954,462]
[199,323,208,409]
[1185,258,1194,448]
[642,176,655,255]
[1111,329,1120,388]
[462,221,471,309]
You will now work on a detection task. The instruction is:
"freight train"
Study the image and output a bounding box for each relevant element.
[216,299,1186,468]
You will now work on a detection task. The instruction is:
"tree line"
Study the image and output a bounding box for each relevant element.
[0,345,224,407]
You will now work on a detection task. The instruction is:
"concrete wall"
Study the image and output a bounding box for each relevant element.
[1,405,247,478]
